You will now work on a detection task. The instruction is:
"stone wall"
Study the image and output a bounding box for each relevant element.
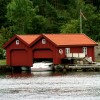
[95,43,100,61]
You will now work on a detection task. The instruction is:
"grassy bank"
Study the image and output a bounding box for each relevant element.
[0,59,6,65]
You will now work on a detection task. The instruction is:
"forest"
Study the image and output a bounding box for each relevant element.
[0,0,100,58]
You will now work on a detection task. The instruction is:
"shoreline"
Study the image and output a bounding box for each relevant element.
[0,64,100,72]
[0,65,12,72]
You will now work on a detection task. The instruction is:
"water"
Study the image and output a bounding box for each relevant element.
[0,71,100,100]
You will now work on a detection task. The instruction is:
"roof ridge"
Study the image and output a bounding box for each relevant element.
[43,33,84,35]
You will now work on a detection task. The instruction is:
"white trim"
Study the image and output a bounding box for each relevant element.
[65,48,70,54]
[42,39,46,44]
[59,49,63,54]
[83,47,87,55]
[16,40,19,45]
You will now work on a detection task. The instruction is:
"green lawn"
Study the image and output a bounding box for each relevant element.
[0,59,6,65]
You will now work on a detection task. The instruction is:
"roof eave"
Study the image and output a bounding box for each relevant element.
[16,35,29,47]
[29,34,57,47]
[3,35,17,49]
[3,34,30,49]
[56,44,97,47]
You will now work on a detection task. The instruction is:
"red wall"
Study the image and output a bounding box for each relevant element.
[6,37,95,66]
[10,50,28,66]
[55,46,95,64]
[87,46,95,61]
[6,39,31,67]
[31,37,58,64]
[33,49,53,58]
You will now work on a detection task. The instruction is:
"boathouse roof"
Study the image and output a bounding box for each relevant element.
[3,33,97,48]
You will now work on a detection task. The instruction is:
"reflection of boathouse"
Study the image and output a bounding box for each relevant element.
[3,34,97,67]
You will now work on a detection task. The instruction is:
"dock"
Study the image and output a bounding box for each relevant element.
[54,63,100,72]
[0,63,100,72]
[69,64,100,71]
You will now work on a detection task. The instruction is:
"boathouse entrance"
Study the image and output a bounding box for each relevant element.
[61,58,74,64]
[33,49,53,63]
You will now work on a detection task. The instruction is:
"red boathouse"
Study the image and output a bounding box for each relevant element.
[3,34,97,67]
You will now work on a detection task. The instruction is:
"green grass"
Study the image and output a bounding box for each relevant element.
[0,59,6,65]
[96,60,100,62]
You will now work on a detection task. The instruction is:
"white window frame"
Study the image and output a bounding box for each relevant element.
[42,39,46,44]
[83,47,87,55]
[59,49,63,54]
[65,48,70,54]
[16,40,19,45]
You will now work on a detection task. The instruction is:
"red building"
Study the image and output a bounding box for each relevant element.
[3,34,97,67]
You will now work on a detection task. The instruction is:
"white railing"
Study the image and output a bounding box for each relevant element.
[66,53,85,58]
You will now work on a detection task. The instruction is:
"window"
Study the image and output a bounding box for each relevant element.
[83,47,87,55]
[16,40,19,45]
[42,39,46,44]
[65,48,70,54]
[59,49,63,54]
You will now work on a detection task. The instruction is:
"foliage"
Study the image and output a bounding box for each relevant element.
[28,15,47,34]
[61,19,79,33]
[0,48,6,59]
[0,34,4,48]
[0,26,15,45]
[84,13,100,41]
[0,0,11,28]
[6,0,37,34]
[82,4,100,41]
[0,0,99,51]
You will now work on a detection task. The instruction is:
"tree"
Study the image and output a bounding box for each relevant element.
[81,4,100,41]
[0,0,99,41]
[0,0,11,28]
[31,0,60,33]
[6,0,37,34]
[84,13,100,41]
[60,19,79,33]
[84,0,100,12]
[0,30,7,59]
[0,34,3,48]
[0,26,15,44]
[28,15,47,34]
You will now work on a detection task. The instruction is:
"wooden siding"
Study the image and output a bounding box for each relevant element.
[33,49,53,59]
[32,37,58,64]
[6,39,30,66]
[4,35,96,66]
[10,50,28,66]
[87,46,95,61]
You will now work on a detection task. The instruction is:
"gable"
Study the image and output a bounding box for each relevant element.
[17,34,39,45]
[30,36,57,50]
[4,38,29,51]
[30,34,57,47]
[3,35,29,49]
[3,33,97,49]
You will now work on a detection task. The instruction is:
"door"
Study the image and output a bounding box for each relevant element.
[10,50,28,66]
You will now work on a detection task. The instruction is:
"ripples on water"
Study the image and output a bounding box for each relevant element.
[0,71,100,100]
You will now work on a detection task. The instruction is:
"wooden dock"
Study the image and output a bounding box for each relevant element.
[68,64,100,71]
[0,63,100,72]
[54,63,100,72]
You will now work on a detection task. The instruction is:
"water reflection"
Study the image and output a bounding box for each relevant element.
[8,71,33,78]
[0,71,100,78]
[0,71,100,100]
[31,71,53,77]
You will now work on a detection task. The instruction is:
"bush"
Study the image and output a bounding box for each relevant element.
[0,48,6,59]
